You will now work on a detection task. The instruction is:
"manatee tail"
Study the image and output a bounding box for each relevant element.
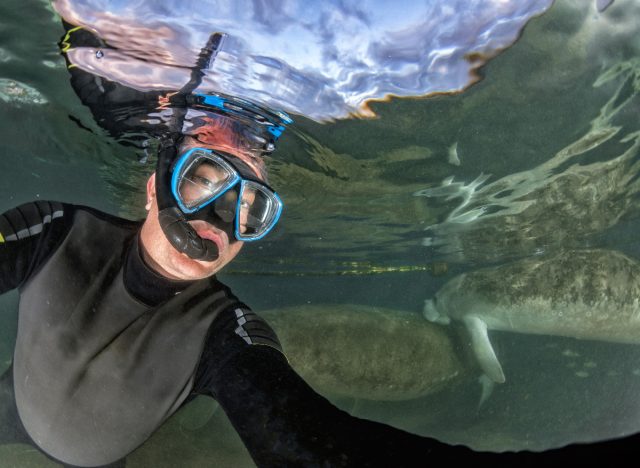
[463,315,506,383]
[423,299,450,325]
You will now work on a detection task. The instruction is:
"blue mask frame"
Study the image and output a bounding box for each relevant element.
[170,147,283,241]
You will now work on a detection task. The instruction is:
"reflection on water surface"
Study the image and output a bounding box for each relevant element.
[53,0,554,121]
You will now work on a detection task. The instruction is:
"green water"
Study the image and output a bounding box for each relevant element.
[1,0,640,466]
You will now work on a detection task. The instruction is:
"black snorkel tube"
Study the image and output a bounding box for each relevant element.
[155,33,226,262]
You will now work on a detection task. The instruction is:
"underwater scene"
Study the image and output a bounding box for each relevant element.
[1,0,640,466]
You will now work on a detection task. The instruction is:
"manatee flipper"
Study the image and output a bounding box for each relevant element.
[477,374,495,410]
[463,315,505,383]
[423,299,450,325]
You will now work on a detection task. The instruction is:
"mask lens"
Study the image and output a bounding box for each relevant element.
[237,181,282,240]
[176,152,236,211]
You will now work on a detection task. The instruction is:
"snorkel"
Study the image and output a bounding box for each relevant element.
[155,33,226,262]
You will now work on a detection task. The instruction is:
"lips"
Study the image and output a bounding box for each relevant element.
[192,223,226,255]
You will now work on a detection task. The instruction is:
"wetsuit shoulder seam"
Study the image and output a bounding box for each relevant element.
[15,201,75,290]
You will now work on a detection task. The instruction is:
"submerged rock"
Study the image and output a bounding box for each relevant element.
[261,304,467,401]
[424,249,640,383]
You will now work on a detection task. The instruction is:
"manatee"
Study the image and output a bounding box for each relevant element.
[424,249,640,383]
[261,304,468,401]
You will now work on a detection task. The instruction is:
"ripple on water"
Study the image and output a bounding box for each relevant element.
[0,78,47,105]
[0,48,12,63]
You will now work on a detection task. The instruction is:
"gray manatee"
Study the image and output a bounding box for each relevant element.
[261,304,468,401]
[424,249,640,383]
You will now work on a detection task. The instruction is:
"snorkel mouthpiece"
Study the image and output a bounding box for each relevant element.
[158,206,220,261]
[156,136,220,262]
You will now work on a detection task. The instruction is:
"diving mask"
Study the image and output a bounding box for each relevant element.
[171,147,283,241]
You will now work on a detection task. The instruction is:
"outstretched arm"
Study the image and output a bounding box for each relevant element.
[195,330,471,466]
[0,201,71,294]
[194,308,640,467]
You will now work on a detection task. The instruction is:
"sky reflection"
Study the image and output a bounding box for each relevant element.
[53,0,555,121]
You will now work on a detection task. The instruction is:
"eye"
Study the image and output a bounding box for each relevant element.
[193,175,216,190]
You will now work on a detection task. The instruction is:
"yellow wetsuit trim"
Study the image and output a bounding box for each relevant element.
[61,25,84,53]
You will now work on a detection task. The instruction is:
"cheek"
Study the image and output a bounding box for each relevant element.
[226,242,243,260]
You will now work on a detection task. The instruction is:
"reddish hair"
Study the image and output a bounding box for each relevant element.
[184,114,268,181]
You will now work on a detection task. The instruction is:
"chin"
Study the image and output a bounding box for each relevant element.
[169,250,222,280]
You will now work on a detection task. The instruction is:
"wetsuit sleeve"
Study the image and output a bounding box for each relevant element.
[0,201,72,293]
